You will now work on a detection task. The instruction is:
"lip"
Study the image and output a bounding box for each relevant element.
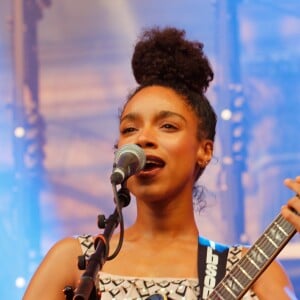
[137,154,165,178]
[138,168,161,178]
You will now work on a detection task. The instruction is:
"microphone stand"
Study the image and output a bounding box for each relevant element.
[64,185,131,300]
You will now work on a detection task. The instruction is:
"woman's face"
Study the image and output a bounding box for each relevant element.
[118,85,212,202]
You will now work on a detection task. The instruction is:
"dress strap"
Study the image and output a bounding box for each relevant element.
[77,234,95,259]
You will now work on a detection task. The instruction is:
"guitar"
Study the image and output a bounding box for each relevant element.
[147,209,298,300]
[207,211,297,299]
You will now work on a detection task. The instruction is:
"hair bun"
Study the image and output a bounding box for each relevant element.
[131,26,213,94]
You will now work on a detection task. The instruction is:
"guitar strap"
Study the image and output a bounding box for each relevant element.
[197,236,229,300]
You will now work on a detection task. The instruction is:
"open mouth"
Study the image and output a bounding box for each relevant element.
[141,156,165,172]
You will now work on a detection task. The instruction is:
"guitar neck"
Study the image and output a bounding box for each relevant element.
[207,213,296,300]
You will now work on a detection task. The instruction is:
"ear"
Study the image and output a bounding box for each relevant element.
[197,139,213,166]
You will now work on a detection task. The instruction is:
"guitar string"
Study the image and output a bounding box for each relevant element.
[210,213,295,299]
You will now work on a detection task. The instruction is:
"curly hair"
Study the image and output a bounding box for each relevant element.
[125,26,217,142]
[132,26,213,93]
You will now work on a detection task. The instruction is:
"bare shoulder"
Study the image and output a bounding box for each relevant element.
[241,246,296,299]
[47,236,83,259]
[23,236,83,300]
[39,236,83,272]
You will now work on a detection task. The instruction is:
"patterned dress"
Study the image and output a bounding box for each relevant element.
[77,235,259,300]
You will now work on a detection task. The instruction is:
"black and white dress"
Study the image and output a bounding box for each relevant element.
[77,235,259,300]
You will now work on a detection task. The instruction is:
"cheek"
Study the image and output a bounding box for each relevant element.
[115,138,129,148]
[117,132,138,146]
[167,142,199,174]
[167,136,199,157]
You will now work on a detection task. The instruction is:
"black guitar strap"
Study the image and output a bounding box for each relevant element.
[197,236,229,300]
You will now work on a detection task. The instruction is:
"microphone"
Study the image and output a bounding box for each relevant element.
[110,144,146,184]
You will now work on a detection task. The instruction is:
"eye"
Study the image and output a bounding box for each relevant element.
[161,123,178,130]
[121,127,137,134]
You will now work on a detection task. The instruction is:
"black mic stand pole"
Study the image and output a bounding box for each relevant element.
[67,185,131,300]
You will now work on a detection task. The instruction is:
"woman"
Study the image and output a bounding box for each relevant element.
[23,27,298,299]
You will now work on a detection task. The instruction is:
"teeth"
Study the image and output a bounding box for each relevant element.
[146,160,157,164]
[143,156,165,169]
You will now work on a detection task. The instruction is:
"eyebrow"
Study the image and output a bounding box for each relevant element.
[120,110,187,124]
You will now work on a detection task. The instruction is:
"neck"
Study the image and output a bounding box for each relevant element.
[128,195,199,241]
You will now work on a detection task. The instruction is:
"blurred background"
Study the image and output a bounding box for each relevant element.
[0,0,300,298]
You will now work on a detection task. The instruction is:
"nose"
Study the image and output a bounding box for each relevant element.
[135,127,157,149]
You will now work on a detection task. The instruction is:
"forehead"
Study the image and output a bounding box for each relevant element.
[122,85,192,116]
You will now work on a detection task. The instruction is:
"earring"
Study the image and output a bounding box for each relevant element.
[199,160,209,168]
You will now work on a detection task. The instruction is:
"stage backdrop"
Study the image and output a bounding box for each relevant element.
[0,1,299,299]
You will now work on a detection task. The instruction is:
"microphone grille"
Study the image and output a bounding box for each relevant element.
[115,144,146,171]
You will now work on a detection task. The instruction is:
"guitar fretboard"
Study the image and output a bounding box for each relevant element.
[207,213,296,300]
